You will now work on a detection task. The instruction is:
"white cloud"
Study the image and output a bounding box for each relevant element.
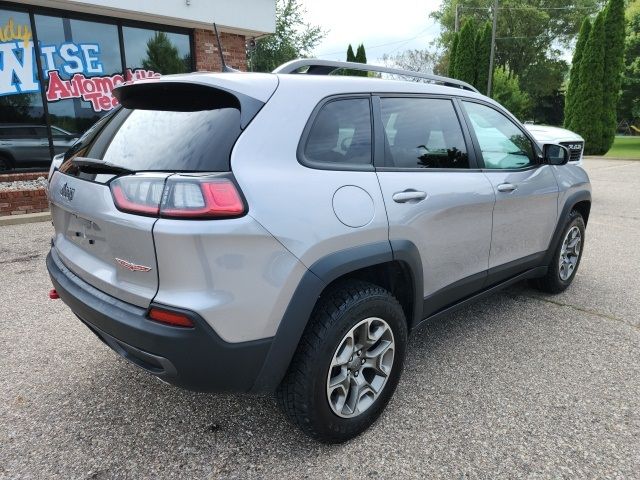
[301,0,443,62]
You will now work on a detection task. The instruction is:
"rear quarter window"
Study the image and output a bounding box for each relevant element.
[301,97,373,169]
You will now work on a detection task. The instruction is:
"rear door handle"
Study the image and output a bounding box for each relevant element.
[497,183,517,193]
[392,190,427,203]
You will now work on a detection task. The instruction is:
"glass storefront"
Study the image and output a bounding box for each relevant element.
[0,3,193,171]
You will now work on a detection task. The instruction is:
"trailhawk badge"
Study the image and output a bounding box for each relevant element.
[115,258,152,272]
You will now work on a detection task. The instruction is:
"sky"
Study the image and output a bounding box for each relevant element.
[301,0,444,64]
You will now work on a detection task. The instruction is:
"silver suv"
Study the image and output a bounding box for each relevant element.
[46,60,591,443]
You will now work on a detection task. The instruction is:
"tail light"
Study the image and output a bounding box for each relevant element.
[110,174,245,219]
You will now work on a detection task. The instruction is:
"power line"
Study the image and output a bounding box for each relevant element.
[315,23,437,58]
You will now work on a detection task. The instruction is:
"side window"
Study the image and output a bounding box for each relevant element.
[462,101,535,169]
[303,98,372,166]
[380,98,469,169]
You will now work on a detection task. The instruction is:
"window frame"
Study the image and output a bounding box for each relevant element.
[371,93,481,172]
[456,97,543,172]
[297,94,375,172]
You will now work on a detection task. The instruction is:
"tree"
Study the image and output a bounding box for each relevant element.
[432,0,603,124]
[475,22,492,94]
[142,32,187,74]
[453,19,477,86]
[449,32,459,77]
[619,1,640,123]
[432,0,602,79]
[250,0,325,72]
[601,0,626,150]
[353,44,368,77]
[346,44,356,62]
[491,67,531,119]
[572,11,606,154]
[382,49,437,75]
[564,18,592,130]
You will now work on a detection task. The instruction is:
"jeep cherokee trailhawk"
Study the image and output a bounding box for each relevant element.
[46,59,591,443]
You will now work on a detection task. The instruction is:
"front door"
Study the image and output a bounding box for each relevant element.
[460,100,559,273]
[374,96,495,315]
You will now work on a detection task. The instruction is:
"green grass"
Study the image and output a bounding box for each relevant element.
[605,136,640,159]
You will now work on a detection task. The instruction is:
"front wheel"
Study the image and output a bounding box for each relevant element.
[276,280,408,443]
[533,210,585,293]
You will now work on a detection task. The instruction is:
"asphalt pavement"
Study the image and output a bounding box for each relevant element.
[1,158,638,479]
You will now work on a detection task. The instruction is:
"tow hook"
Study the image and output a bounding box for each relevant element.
[49,289,60,299]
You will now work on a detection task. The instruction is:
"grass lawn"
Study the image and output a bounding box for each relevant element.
[605,136,640,159]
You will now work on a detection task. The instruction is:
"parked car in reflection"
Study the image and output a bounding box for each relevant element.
[0,124,78,171]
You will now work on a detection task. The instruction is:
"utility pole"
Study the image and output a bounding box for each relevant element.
[454,4,460,32]
[487,0,499,96]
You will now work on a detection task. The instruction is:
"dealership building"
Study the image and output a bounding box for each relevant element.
[0,0,275,169]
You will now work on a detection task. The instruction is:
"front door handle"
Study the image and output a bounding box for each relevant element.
[392,190,427,203]
[497,183,517,193]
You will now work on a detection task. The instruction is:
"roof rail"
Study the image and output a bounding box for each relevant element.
[273,59,479,93]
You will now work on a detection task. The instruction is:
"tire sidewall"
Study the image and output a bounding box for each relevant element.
[307,292,407,440]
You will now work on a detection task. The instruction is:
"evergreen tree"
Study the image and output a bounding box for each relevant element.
[565,18,592,130]
[601,0,626,151]
[475,22,492,95]
[573,11,606,154]
[453,19,477,86]
[142,32,187,74]
[448,32,459,77]
[346,44,356,62]
[355,44,368,76]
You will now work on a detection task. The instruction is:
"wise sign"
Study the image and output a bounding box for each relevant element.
[0,18,159,112]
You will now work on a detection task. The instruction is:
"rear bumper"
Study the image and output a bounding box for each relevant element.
[46,248,272,392]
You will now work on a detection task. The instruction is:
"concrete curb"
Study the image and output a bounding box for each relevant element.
[0,211,51,226]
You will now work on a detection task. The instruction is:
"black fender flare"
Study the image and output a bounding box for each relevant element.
[542,190,592,266]
[250,240,423,393]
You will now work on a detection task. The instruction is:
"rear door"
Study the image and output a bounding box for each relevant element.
[459,100,559,274]
[374,96,495,315]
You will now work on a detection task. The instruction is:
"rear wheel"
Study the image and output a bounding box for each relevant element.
[276,280,408,443]
[533,210,585,293]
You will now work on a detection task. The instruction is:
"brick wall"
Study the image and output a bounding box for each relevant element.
[0,189,49,216]
[194,29,247,72]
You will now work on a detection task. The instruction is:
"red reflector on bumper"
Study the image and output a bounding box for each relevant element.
[49,289,59,299]
[148,308,194,328]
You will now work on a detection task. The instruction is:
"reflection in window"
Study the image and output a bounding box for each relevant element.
[304,99,372,165]
[123,27,191,74]
[462,101,535,170]
[34,14,124,139]
[0,10,48,169]
[381,98,469,169]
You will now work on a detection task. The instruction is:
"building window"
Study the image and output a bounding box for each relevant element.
[123,27,191,74]
[0,10,48,168]
[34,14,124,141]
[0,6,193,170]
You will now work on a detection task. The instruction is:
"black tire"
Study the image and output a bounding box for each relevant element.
[0,154,12,172]
[276,280,408,443]
[533,210,585,294]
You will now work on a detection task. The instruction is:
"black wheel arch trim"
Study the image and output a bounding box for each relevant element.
[250,240,424,393]
[543,189,591,266]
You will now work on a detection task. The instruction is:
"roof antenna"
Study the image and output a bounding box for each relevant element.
[213,23,239,73]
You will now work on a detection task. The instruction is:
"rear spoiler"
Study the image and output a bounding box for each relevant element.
[112,81,264,129]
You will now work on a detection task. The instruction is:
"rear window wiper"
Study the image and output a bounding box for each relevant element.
[71,157,133,175]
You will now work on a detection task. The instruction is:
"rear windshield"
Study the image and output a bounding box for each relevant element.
[88,107,241,171]
[63,83,251,172]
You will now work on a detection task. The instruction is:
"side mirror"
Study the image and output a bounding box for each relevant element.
[543,143,570,166]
